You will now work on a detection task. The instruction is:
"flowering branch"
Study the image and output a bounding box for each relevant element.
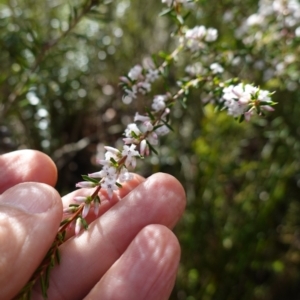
[15,0,277,298]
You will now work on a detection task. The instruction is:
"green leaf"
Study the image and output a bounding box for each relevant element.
[146,141,158,155]
[95,195,101,204]
[60,218,72,226]
[179,97,187,109]
[40,275,47,299]
[116,182,123,188]
[176,14,184,25]
[110,157,119,167]
[81,218,89,230]
[81,175,100,183]
[144,106,155,120]
[159,8,174,17]
[45,266,51,289]
[160,119,174,131]
[55,249,61,264]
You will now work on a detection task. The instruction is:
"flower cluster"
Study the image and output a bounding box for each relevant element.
[221,83,274,121]
[182,25,218,52]
[121,63,161,104]
[72,81,173,232]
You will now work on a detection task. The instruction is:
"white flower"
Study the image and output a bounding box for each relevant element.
[125,85,137,99]
[119,167,134,182]
[99,165,118,179]
[205,28,218,42]
[210,63,224,74]
[124,123,142,138]
[222,83,273,119]
[134,113,153,132]
[147,132,159,145]
[146,69,160,82]
[140,120,154,132]
[128,65,143,81]
[155,124,170,136]
[137,81,151,94]
[152,95,167,112]
[101,177,119,199]
[122,144,140,169]
[184,26,218,51]
[104,146,121,162]
[185,26,207,40]
[257,89,272,103]
[185,62,203,76]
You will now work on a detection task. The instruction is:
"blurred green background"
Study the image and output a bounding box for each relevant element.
[1,0,300,299]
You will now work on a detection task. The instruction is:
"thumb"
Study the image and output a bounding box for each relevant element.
[0,182,63,299]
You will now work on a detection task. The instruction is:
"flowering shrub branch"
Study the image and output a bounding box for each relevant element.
[15,0,277,298]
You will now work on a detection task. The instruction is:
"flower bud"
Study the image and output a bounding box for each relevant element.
[76,181,96,188]
[140,139,149,156]
[82,203,90,218]
[75,218,82,236]
[74,196,88,203]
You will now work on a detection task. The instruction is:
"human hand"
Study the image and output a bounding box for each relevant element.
[0,150,186,300]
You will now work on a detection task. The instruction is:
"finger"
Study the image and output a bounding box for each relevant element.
[37,172,185,299]
[0,150,58,193]
[85,225,180,300]
[0,183,63,299]
[61,173,145,239]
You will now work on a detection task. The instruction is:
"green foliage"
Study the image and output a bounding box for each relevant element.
[1,0,300,299]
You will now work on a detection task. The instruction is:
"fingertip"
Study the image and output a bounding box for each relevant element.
[147,172,186,196]
[145,172,186,225]
[0,150,58,193]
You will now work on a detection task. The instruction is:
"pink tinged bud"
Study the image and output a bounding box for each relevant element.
[94,201,100,216]
[98,159,110,166]
[76,181,96,188]
[119,76,130,84]
[88,171,102,178]
[143,121,153,132]
[261,105,275,112]
[140,139,149,156]
[74,196,87,203]
[162,108,171,118]
[75,218,82,236]
[134,112,151,122]
[82,203,90,218]
[123,137,137,144]
[244,111,252,122]
[104,146,120,155]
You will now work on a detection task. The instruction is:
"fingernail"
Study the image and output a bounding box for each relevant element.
[0,183,56,214]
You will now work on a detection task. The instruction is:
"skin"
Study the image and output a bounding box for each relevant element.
[0,150,186,300]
